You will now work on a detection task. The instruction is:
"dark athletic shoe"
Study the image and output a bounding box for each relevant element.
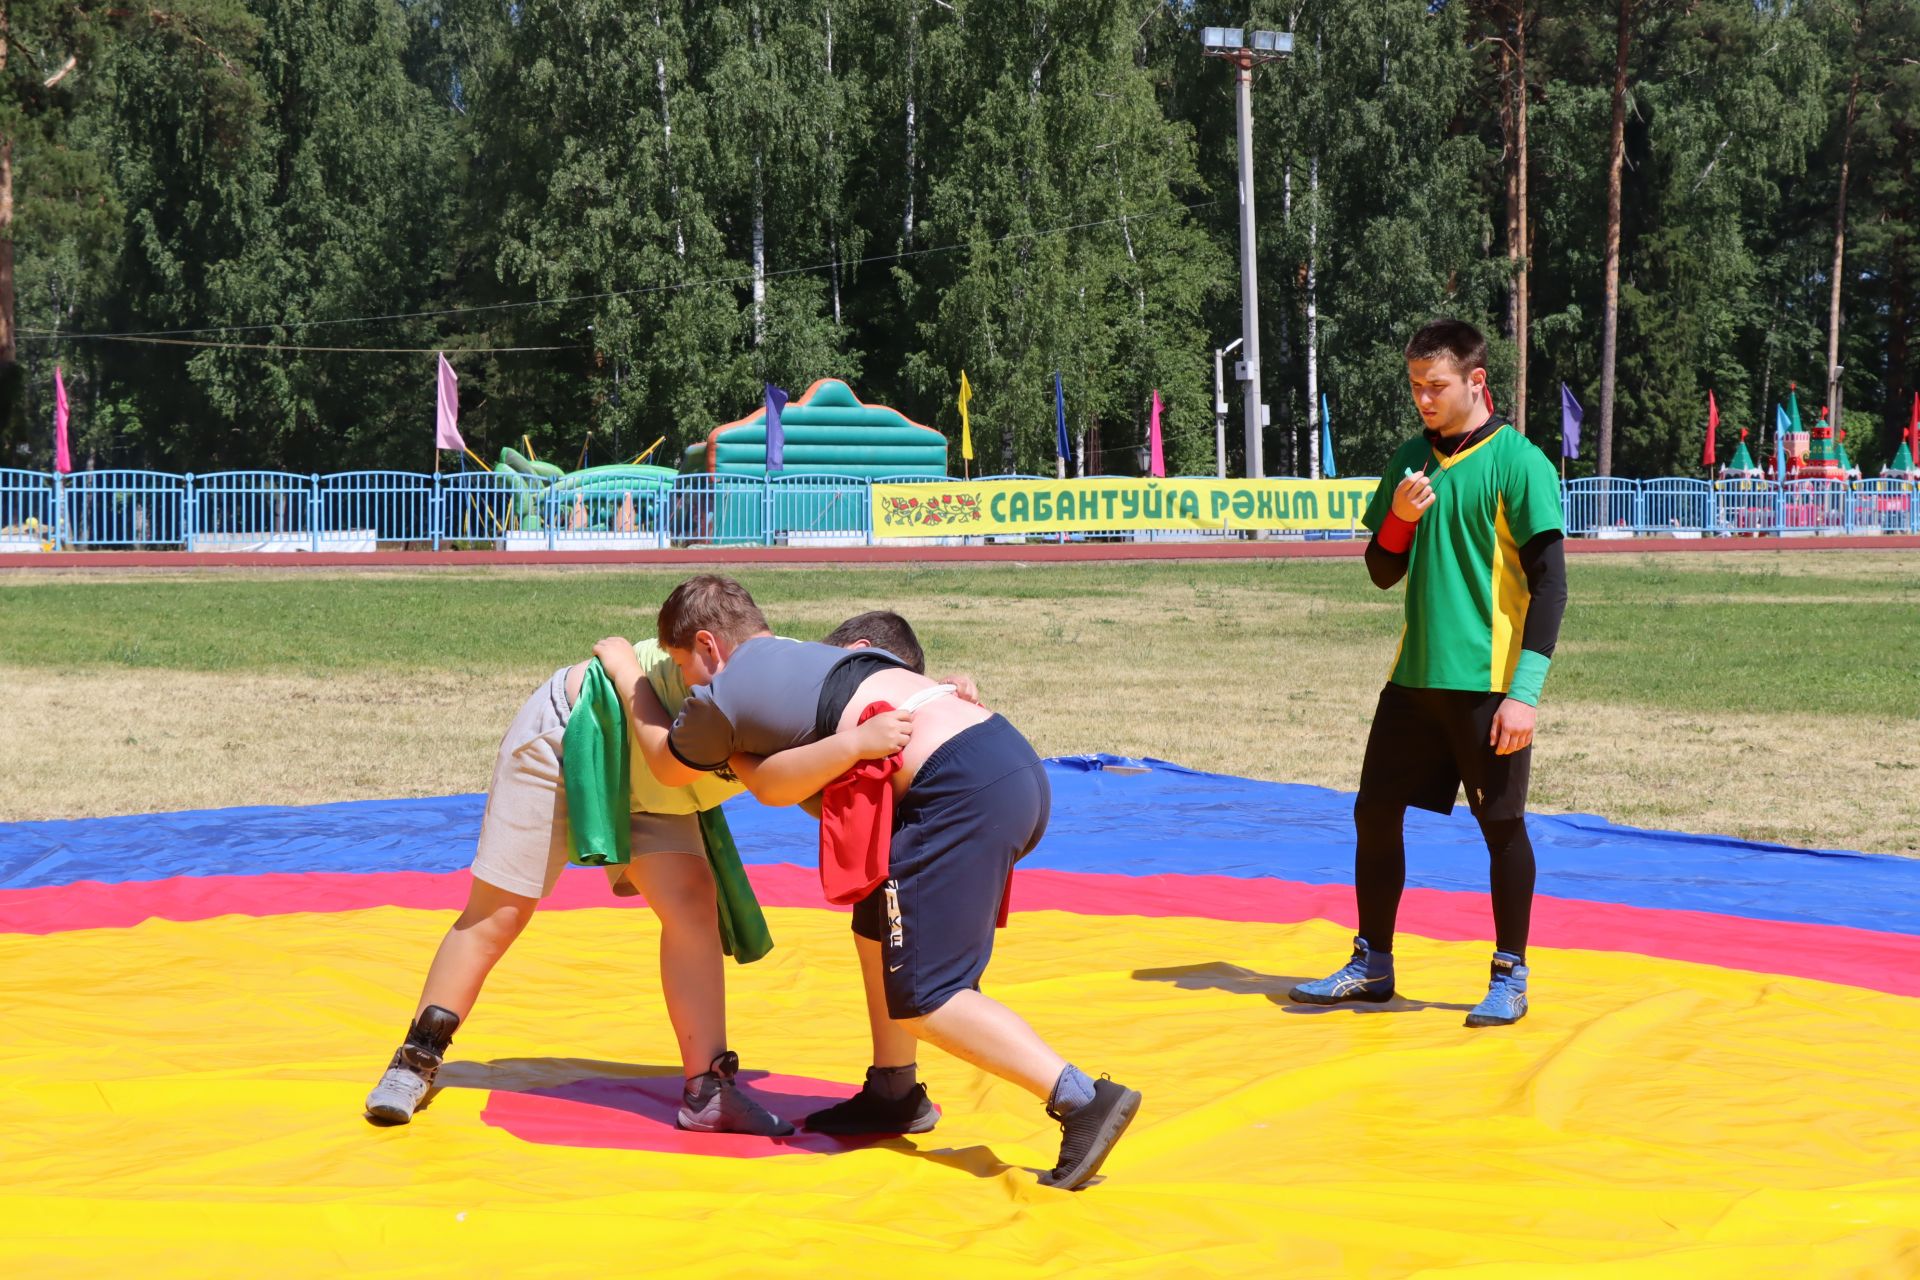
[804,1080,939,1135]
[675,1051,796,1137]
[1038,1077,1142,1191]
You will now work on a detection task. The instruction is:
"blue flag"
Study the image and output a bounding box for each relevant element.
[1774,431,1787,482]
[1054,372,1071,473]
[1320,392,1337,478]
[1561,382,1584,459]
[764,383,789,472]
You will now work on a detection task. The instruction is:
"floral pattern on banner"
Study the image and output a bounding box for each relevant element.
[877,492,984,528]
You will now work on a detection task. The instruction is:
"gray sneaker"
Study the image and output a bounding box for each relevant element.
[365,1054,434,1124]
[675,1051,796,1137]
[364,1005,459,1125]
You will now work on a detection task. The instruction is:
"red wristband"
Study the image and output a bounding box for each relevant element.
[1377,511,1416,554]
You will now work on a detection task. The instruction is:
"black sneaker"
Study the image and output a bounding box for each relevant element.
[1038,1077,1141,1190]
[803,1080,939,1135]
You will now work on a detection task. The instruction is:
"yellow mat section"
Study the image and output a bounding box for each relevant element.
[3,905,1917,1278]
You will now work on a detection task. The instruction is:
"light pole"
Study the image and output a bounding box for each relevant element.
[1202,26,1292,480]
[1213,337,1242,478]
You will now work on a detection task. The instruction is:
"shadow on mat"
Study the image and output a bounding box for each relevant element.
[1131,962,1475,1014]
[887,1140,1041,1182]
[393,1058,1041,1177]
[368,1056,682,1124]
[436,1056,682,1093]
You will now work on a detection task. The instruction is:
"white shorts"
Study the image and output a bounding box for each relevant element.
[470,665,704,899]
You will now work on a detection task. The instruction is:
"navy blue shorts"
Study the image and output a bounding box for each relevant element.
[851,715,1050,1018]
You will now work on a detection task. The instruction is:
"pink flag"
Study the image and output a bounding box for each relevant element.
[1147,390,1165,477]
[434,353,464,452]
[54,366,72,474]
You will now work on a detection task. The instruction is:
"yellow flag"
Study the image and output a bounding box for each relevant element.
[958,370,974,462]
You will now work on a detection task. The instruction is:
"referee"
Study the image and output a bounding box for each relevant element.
[1290,318,1568,1027]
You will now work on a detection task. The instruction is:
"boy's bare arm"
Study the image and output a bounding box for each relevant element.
[593,637,703,788]
[728,708,913,807]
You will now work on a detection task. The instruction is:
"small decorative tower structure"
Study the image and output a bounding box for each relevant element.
[1718,429,1764,481]
[1798,405,1847,481]
[1883,437,1920,482]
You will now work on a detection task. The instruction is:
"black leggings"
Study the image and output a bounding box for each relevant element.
[1353,798,1535,959]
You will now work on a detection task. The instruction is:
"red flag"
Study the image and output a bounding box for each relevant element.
[1703,390,1718,468]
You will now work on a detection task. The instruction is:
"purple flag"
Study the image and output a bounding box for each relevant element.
[1147,390,1165,477]
[434,353,464,452]
[1560,382,1583,459]
[54,366,72,474]
[764,383,790,472]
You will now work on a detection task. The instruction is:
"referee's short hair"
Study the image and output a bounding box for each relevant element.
[1404,318,1488,377]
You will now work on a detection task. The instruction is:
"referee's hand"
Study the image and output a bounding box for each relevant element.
[1391,473,1436,523]
[1490,698,1536,756]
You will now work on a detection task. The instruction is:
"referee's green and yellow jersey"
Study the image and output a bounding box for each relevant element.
[1361,422,1564,695]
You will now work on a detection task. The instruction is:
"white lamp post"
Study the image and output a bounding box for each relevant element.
[1202,27,1293,480]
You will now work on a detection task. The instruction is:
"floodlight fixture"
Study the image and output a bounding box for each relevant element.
[1200,28,1292,66]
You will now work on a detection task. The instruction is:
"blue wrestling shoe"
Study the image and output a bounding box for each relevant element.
[1287,936,1395,1005]
[1463,952,1529,1027]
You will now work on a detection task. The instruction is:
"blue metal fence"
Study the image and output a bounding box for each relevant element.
[61,470,190,548]
[1714,480,1781,535]
[191,471,315,551]
[3,469,1916,551]
[767,474,872,545]
[1640,478,1714,535]
[1850,479,1917,535]
[0,468,53,547]
[320,471,437,547]
[542,475,671,549]
[440,471,540,546]
[664,474,766,546]
[1563,478,1643,536]
[1781,480,1849,533]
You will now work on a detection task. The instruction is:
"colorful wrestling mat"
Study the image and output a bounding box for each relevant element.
[4,757,1917,1277]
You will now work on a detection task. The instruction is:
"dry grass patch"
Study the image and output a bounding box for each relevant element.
[5,554,1915,855]
[0,666,520,820]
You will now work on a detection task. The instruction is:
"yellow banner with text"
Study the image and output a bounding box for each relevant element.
[869,477,1380,537]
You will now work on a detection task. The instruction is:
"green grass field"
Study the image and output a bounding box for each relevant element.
[3,552,1916,853]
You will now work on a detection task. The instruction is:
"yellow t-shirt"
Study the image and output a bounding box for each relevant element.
[630,638,744,815]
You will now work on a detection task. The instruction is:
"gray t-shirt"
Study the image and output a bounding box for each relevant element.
[668,636,907,772]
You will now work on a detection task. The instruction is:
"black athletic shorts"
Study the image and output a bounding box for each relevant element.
[851,715,1050,1018]
[1355,682,1532,821]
